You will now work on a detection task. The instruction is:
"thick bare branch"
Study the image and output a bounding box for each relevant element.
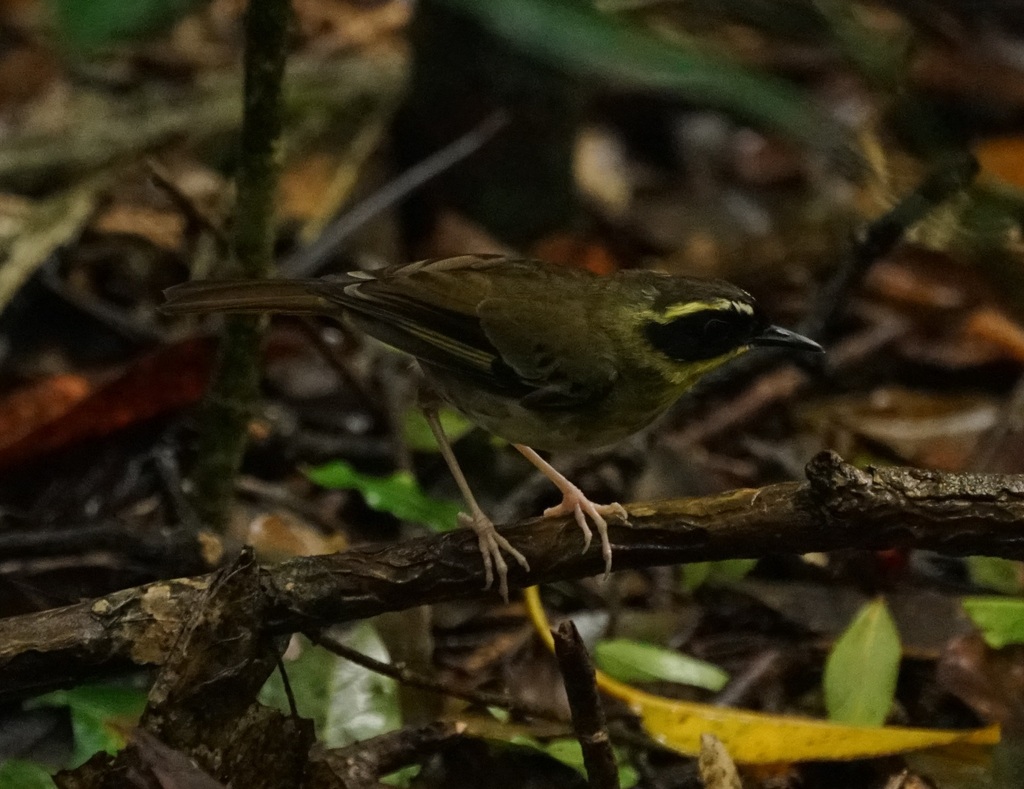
[3,451,1024,701]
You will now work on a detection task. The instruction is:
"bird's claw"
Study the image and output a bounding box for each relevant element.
[459,511,530,602]
[543,490,627,579]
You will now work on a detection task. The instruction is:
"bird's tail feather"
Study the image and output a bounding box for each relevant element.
[162,279,334,316]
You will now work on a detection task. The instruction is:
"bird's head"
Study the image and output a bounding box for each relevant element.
[640,277,821,383]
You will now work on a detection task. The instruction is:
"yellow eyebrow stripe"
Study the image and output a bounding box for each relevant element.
[657,298,753,321]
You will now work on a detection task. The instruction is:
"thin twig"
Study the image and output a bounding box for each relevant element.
[309,629,566,723]
[669,154,980,432]
[293,317,380,414]
[800,152,979,344]
[312,721,466,789]
[146,158,229,248]
[274,649,300,719]
[552,621,619,789]
[281,111,508,277]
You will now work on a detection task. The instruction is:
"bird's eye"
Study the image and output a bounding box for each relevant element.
[644,309,757,362]
[701,317,749,351]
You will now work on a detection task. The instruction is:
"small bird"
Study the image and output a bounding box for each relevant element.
[164,255,822,598]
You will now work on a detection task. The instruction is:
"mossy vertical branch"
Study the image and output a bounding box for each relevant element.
[190,0,291,529]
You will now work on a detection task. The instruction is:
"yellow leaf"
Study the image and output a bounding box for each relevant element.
[523,587,999,764]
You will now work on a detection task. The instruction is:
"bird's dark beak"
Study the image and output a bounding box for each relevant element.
[752,325,823,353]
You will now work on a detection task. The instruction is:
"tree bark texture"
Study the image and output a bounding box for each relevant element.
[3,451,1024,701]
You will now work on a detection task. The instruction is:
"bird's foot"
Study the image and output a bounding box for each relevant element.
[459,510,530,602]
[542,488,627,578]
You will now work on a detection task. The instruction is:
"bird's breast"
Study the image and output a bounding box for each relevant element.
[424,367,682,451]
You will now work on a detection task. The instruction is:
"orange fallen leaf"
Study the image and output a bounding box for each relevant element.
[0,338,214,471]
[975,137,1024,192]
[531,233,619,275]
[0,373,93,453]
[91,203,186,251]
[962,307,1024,363]
[242,511,347,563]
[277,152,339,225]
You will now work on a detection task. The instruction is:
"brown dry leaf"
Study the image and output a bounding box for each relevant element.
[961,307,1024,364]
[900,330,1015,369]
[914,308,1024,369]
[914,46,1024,110]
[151,156,230,220]
[92,203,187,251]
[0,0,41,27]
[731,129,803,186]
[239,511,346,562]
[976,136,1024,193]
[0,373,93,453]
[277,152,340,226]
[425,211,514,259]
[865,250,969,311]
[531,233,619,275]
[288,115,391,244]
[698,734,742,789]
[800,387,999,471]
[938,633,1024,730]
[864,250,1024,367]
[93,158,228,250]
[0,42,59,113]
[0,176,107,311]
[293,0,411,52]
[0,338,215,471]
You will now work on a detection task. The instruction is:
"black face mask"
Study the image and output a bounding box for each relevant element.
[643,309,763,362]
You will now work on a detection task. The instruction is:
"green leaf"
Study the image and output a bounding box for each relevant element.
[403,408,475,452]
[30,685,147,767]
[0,760,56,789]
[260,625,401,748]
[306,460,461,532]
[963,597,1024,649]
[594,639,729,691]
[966,556,1024,595]
[681,562,711,590]
[544,739,639,788]
[541,739,591,773]
[512,737,638,789]
[381,765,422,787]
[823,598,901,726]
[681,559,758,591]
[50,0,205,50]
[437,0,850,156]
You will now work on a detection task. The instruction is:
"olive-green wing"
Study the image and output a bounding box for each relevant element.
[476,297,619,410]
[317,256,617,408]
[313,256,516,385]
